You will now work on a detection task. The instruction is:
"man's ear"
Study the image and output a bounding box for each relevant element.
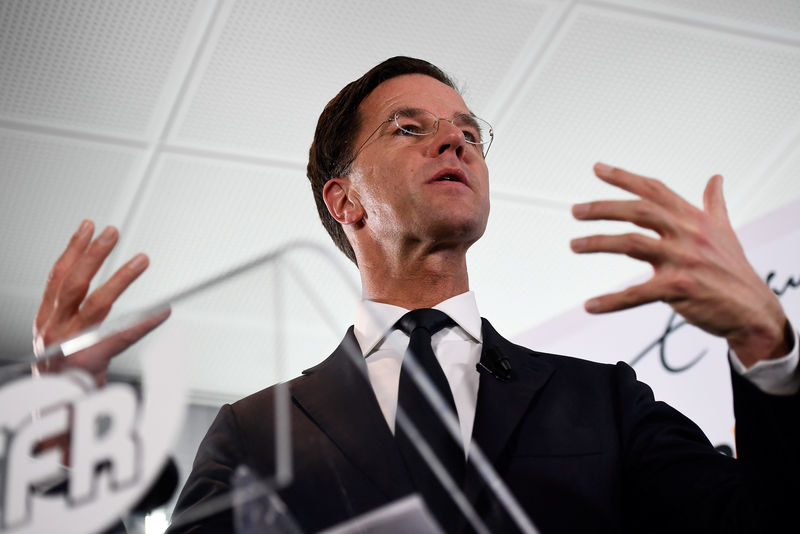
[323,178,364,225]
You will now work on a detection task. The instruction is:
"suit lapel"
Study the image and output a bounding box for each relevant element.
[290,322,554,514]
[466,319,554,501]
[291,327,413,500]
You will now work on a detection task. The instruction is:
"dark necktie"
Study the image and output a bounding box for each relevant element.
[394,308,465,526]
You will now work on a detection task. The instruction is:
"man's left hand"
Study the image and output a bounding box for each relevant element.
[570,162,791,367]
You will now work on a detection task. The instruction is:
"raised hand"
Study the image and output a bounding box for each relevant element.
[570,162,790,367]
[33,220,168,385]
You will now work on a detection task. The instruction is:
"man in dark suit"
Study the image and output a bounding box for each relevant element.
[36,57,798,532]
[165,56,798,533]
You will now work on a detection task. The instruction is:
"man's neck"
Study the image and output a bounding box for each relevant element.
[358,245,470,310]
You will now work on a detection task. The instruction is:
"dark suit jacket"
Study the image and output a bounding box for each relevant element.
[169,320,799,533]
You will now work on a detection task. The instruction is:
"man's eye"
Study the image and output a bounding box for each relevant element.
[397,124,424,135]
[462,130,479,143]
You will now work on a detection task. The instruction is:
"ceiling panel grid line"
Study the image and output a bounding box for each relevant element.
[98,0,233,282]
[0,119,148,150]
[161,142,306,171]
[734,119,800,222]
[587,0,800,46]
[160,0,236,145]
[489,2,580,134]
[491,189,574,213]
[482,0,576,124]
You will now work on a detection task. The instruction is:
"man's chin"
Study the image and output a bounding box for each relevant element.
[429,217,487,247]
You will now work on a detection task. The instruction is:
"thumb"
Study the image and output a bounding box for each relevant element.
[703,174,729,222]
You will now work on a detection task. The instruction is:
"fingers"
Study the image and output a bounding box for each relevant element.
[572,199,675,236]
[574,163,710,236]
[68,306,171,386]
[50,226,120,324]
[32,222,162,384]
[78,253,150,325]
[36,220,94,331]
[592,162,686,212]
[571,233,664,263]
[584,280,663,314]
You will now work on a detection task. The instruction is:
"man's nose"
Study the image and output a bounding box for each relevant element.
[431,119,466,158]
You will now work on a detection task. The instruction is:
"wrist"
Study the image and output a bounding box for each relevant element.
[728,315,793,368]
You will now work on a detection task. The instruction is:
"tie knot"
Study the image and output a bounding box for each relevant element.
[395,308,454,336]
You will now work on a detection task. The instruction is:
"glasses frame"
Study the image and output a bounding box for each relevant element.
[342,110,494,172]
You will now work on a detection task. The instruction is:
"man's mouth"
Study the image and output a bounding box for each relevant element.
[430,168,468,186]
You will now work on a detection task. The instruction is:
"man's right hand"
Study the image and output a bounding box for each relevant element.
[33,219,167,385]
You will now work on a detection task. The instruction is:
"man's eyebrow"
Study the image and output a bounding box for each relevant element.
[388,106,480,125]
[457,112,481,132]
[389,106,426,119]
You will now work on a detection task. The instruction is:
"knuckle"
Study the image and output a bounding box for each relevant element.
[86,243,109,261]
[82,291,101,308]
[82,293,102,313]
[47,263,67,284]
[580,202,598,216]
[626,234,647,255]
[627,292,643,306]
[691,221,714,247]
[122,330,138,344]
[58,277,90,302]
[670,243,700,268]
[33,312,46,331]
[67,231,83,248]
[632,202,654,221]
[116,328,141,348]
[608,166,623,180]
[82,298,112,323]
[691,231,712,250]
[681,253,700,269]
[620,289,641,307]
[644,177,665,195]
[669,273,695,296]
[39,330,59,348]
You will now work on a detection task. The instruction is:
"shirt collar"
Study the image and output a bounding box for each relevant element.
[353,291,482,356]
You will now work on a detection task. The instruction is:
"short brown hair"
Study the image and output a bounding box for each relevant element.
[306,57,458,265]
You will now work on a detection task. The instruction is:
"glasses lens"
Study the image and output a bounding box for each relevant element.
[454,114,493,151]
[394,110,494,157]
[394,109,438,136]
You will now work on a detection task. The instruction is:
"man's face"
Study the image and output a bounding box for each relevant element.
[345,74,490,253]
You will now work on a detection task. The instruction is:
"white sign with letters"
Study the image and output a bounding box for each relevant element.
[0,325,186,534]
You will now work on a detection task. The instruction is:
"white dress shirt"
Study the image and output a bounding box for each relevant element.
[730,327,800,395]
[353,291,800,453]
[355,291,482,452]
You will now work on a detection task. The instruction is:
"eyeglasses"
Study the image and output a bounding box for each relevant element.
[344,108,494,170]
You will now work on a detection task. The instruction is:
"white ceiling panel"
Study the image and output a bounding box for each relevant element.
[738,130,800,223]
[469,195,651,335]
[0,0,211,137]
[605,0,800,38]
[112,154,357,315]
[489,5,800,216]
[0,130,145,293]
[170,0,554,160]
